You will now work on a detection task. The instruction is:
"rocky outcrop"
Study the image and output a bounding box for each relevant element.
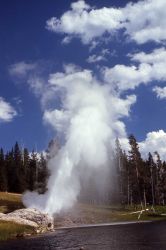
[0,208,54,233]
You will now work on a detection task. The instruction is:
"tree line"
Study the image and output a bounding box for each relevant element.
[114,135,166,207]
[0,135,166,207]
[0,142,49,194]
[79,134,166,207]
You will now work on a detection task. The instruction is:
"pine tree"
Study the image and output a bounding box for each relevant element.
[160,161,166,205]
[28,150,38,191]
[6,149,15,192]
[13,142,26,193]
[128,134,144,206]
[37,153,49,194]
[154,151,164,205]
[121,150,129,205]
[23,148,30,189]
[114,138,124,204]
[0,148,7,191]
[146,153,155,206]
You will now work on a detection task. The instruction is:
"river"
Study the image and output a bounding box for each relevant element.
[0,220,166,250]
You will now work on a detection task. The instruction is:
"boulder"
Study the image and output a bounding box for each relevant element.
[0,208,54,233]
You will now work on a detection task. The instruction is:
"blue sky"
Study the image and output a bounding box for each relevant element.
[1,0,166,158]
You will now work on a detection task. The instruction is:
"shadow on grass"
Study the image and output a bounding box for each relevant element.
[0,200,24,213]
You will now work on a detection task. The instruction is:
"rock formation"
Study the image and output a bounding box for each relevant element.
[0,208,54,233]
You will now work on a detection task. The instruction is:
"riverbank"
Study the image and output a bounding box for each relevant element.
[1,220,166,250]
[53,203,166,228]
[1,192,166,241]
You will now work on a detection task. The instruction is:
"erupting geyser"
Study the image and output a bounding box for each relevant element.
[23,65,135,215]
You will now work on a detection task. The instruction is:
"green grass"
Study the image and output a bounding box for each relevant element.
[0,220,34,241]
[0,192,34,241]
[0,192,24,213]
[93,203,166,221]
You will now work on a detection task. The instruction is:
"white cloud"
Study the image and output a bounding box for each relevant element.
[89,40,100,51]
[9,60,136,132]
[9,61,50,108]
[46,1,124,44]
[130,47,166,64]
[27,76,45,97]
[103,64,151,91]
[87,49,110,63]
[124,0,166,44]
[9,61,48,97]
[71,0,90,12]
[0,97,17,122]
[62,36,72,44]
[87,54,106,63]
[9,61,46,98]
[139,130,166,160]
[103,47,166,92]
[9,61,36,78]
[46,0,166,45]
[153,86,166,99]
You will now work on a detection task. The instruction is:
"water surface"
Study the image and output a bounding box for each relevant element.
[0,221,166,250]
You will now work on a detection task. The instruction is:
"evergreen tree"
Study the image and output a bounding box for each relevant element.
[128,134,144,206]
[146,153,155,206]
[114,138,124,204]
[28,150,38,191]
[23,148,30,189]
[13,142,26,193]
[0,148,7,191]
[154,151,164,205]
[160,161,166,205]
[37,153,49,194]
[6,149,15,192]
[121,151,130,205]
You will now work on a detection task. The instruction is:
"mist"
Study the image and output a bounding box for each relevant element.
[23,65,135,215]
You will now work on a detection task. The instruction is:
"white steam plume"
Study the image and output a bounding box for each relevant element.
[23,65,135,215]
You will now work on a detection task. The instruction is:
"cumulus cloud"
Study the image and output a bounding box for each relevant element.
[46,0,166,45]
[46,0,124,44]
[103,64,151,91]
[130,47,166,64]
[71,0,90,12]
[124,0,166,44]
[153,86,166,99]
[0,97,17,122]
[139,130,166,160]
[103,47,166,92]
